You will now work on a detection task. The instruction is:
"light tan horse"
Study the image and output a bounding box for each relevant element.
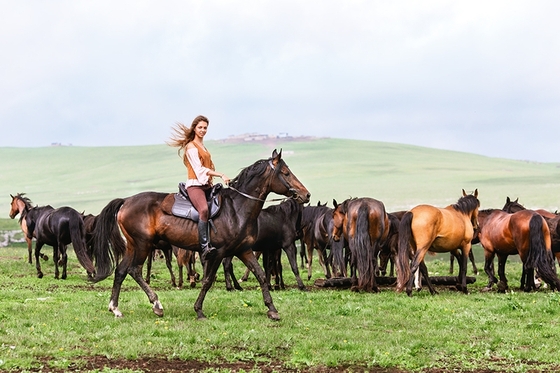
[396,189,479,296]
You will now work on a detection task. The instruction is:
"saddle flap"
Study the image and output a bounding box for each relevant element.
[172,183,222,221]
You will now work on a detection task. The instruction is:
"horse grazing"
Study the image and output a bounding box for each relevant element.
[25,204,95,279]
[9,193,48,263]
[89,150,310,320]
[479,199,560,292]
[332,197,390,292]
[396,189,480,296]
[173,246,199,288]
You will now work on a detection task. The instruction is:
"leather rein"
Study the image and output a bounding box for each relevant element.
[226,159,291,203]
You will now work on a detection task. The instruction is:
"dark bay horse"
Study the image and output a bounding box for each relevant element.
[300,202,337,280]
[89,150,310,320]
[25,204,95,279]
[332,197,390,292]
[479,199,560,292]
[396,190,479,296]
[238,198,307,290]
[9,193,48,263]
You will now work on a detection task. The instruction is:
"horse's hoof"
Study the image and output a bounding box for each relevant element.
[43,256,49,261]
[267,311,280,321]
[37,273,43,279]
[197,315,207,321]
[153,301,164,317]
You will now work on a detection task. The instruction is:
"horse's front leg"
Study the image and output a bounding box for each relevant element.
[237,249,279,321]
[194,253,224,320]
[284,243,307,290]
[162,247,177,288]
[457,247,469,294]
[496,254,509,293]
[26,236,33,264]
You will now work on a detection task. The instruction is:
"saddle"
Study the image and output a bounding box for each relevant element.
[171,183,222,222]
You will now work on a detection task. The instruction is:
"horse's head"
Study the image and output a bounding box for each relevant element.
[502,196,524,213]
[461,189,480,231]
[9,193,29,219]
[267,149,310,204]
[331,199,346,242]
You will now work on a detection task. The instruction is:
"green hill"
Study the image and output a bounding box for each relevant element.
[2,138,560,221]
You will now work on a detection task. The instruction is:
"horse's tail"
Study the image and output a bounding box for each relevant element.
[91,198,126,282]
[351,204,375,291]
[69,213,96,277]
[528,214,560,290]
[396,211,414,292]
[330,236,346,277]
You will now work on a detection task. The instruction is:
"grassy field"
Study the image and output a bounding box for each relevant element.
[2,137,560,216]
[2,138,560,372]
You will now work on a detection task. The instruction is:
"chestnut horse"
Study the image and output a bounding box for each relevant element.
[9,193,48,263]
[89,150,310,320]
[332,197,390,292]
[396,189,479,296]
[479,198,560,292]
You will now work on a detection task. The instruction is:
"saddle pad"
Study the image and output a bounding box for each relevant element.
[171,193,220,222]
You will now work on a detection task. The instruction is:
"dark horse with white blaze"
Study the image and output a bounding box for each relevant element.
[90,150,310,320]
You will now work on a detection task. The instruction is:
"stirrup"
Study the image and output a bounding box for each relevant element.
[201,245,217,261]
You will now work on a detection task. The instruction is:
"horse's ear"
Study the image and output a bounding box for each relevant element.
[506,196,511,203]
[10,194,13,198]
[271,149,282,159]
[514,198,518,203]
[333,199,338,208]
[474,189,478,198]
[462,189,467,197]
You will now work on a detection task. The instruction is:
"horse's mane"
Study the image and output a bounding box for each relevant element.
[452,194,480,214]
[229,158,271,190]
[13,193,34,224]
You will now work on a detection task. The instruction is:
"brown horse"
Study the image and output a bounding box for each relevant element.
[332,197,390,292]
[479,198,560,292]
[9,193,48,263]
[396,189,479,296]
[502,197,560,267]
[89,150,310,320]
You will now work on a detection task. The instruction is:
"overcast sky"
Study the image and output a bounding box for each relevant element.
[1,1,559,162]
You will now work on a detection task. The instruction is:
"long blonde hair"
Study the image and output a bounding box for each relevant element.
[167,115,209,156]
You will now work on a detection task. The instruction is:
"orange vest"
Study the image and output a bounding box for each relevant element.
[184,142,215,181]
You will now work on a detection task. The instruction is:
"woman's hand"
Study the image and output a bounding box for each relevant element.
[220,174,231,185]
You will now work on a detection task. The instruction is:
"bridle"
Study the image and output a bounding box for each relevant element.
[227,159,295,203]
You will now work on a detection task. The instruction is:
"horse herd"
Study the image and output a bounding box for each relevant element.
[7,150,560,320]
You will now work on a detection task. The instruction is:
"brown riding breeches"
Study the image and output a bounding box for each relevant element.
[187,185,210,222]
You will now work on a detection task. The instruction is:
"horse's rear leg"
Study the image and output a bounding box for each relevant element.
[59,244,68,280]
[128,263,163,317]
[238,250,279,321]
[34,242,45,278]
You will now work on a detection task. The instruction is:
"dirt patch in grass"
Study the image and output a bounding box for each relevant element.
[13,356,548,373]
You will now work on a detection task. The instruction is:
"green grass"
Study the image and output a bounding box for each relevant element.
[0,245,559,372]
[2,138,560,371]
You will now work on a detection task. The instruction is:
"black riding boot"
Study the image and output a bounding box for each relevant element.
[198,220,216,261]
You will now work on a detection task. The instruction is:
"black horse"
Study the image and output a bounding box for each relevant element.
[25,205,95,279]
[300,202,333,280]
[89,150,310,320]
[236,198,306,290]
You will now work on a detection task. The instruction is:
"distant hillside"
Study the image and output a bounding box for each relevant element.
[1,138,560,217]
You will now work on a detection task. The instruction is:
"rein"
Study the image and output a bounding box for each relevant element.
[226,159,290,203]
[227,186,288,203]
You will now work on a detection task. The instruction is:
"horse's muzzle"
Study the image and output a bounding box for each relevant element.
[290,189,310,204]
